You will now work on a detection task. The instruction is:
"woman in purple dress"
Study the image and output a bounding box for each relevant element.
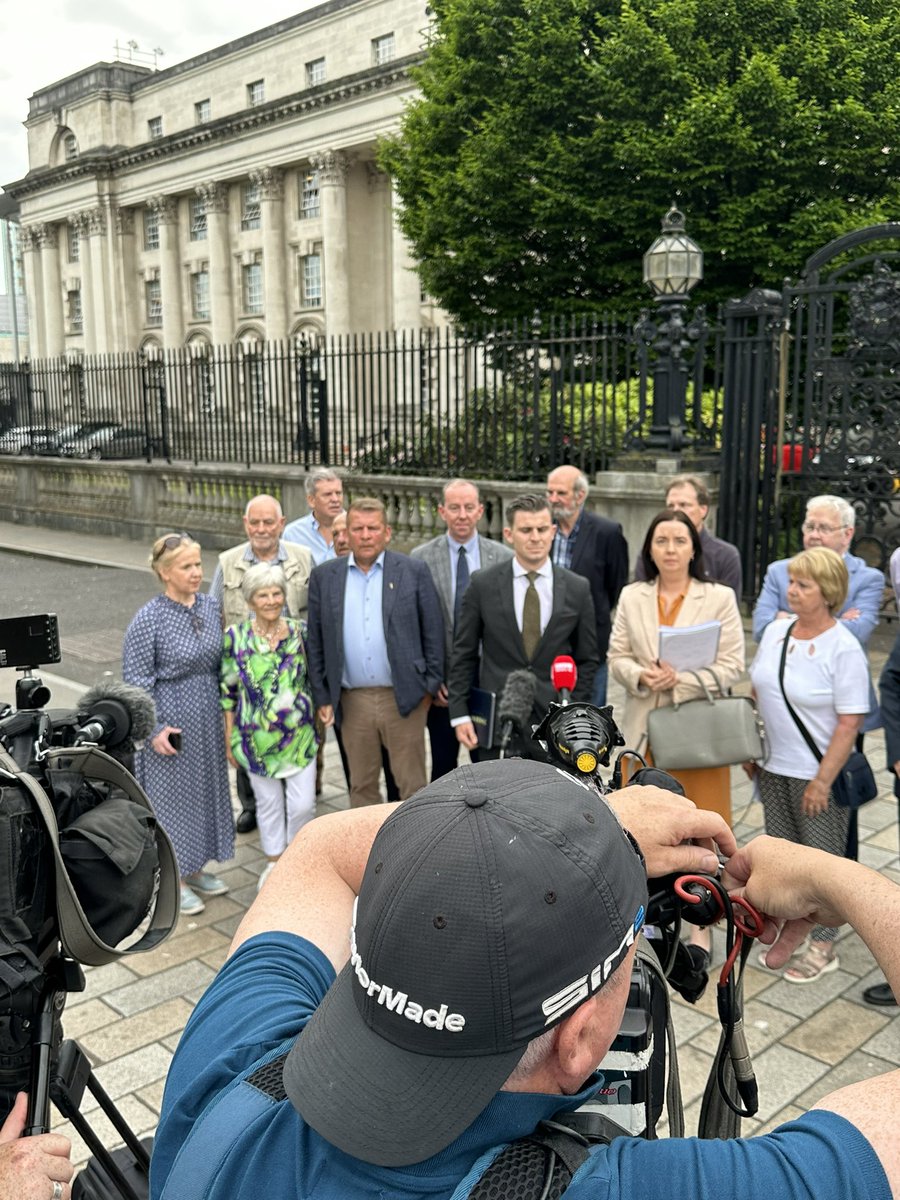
[123,533,234,915]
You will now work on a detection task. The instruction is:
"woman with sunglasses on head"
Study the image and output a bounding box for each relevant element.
[123,533,235,915]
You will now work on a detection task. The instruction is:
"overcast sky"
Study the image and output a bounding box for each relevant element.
[0,0,319,186]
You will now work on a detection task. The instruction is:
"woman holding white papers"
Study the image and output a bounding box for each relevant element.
[609,508,745,822]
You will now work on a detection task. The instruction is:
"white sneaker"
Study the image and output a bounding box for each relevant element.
[257,862,276,893]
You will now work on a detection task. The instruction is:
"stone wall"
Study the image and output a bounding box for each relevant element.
[0,458,718,559]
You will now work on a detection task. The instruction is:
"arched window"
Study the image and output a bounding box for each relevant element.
[55,129,79,165]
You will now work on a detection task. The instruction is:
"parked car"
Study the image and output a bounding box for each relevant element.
[29,423,87,456]
[58,423,156,460]
[0,425,60,455]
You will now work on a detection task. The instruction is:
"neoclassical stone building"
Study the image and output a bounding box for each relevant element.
[4,0,443,358]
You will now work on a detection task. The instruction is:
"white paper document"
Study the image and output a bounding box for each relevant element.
[657,620,722,671]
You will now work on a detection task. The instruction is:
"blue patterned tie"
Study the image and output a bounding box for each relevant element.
[454,545,470,629]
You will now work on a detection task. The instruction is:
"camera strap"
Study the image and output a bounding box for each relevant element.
[0,743,180,966]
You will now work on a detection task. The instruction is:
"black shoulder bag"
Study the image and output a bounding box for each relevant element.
[776,622,877,809]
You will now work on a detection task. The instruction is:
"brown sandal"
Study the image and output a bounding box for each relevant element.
[783,943,839,985]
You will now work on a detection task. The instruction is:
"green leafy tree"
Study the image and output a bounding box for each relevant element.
[379,0,900,323]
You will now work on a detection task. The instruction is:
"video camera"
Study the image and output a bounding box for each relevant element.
[0,613,179,1200]
[499,658,761,1142]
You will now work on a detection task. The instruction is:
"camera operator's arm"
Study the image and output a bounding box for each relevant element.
[0,1093,73,1200]
[229,804,399,970]
[723,836,900,1194]
[606,786,736,877]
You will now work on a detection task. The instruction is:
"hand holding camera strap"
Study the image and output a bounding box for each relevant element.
[0,743,179,966]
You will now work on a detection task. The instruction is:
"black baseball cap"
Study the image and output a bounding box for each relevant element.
[283,759,647,1166]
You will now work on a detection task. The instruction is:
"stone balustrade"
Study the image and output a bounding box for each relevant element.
[0,457,717,559]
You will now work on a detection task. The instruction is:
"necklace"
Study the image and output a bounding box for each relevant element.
[253,620,286,650]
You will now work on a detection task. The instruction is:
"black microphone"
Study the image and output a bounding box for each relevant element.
[497,670,538,755]
[75,680,157,751]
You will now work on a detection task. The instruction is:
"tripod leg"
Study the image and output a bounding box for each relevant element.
[52,1040,149,1200]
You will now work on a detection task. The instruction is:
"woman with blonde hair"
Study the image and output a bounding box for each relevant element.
[749,546,870,982]
[124,532,234,915]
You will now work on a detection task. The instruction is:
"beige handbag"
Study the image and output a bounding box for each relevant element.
[647,669,765,770]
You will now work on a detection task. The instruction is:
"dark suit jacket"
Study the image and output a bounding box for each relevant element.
[559,510,629,664]
[410,533,513,671]
[447,560,599,735]
[306,550,445,725]
[879,631,900,800]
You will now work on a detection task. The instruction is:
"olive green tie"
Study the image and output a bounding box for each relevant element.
[522,571,541,659]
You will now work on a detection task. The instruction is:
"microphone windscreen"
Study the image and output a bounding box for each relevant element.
[497,669,538,729]
[79,680,157,746]
[550,655,577,692]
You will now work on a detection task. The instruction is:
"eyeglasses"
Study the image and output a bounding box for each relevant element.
[153,532,192,560]
[801,522,844,535]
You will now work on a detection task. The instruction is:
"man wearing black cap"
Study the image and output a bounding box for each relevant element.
[151,762,899,1200]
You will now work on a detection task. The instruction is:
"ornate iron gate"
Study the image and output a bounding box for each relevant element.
[720,223,900,602]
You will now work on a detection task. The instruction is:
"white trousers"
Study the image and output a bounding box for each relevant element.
[247,760,317,857]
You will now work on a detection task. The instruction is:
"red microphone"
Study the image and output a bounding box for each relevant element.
[550,655,577,705]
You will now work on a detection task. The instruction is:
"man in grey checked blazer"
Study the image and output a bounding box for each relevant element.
[411,479,513,778]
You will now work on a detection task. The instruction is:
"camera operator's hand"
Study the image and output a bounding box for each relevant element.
[151,726,182,757]
[607,786,736,879]
[0,1092,73,1200]
[721,834,900,970]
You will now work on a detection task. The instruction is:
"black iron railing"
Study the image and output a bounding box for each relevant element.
[0,314,724,477]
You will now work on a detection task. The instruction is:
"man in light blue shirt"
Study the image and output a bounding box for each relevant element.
[307,499,444,806]
[283,468,345,565]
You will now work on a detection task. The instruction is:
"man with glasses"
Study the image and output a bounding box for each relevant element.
[752,495,883,642]
[751,493,884,929]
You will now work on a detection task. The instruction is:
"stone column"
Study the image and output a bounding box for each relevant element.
[38,223,64,357]
[113,207,138,350]
[365,164,392,325]
[390,184,423,332]
[150,195,183,347]
[198,181,231,347]
[312,150,351,336]
[85,206,110,353]
[19,226,44,358]
[251,167,287,341]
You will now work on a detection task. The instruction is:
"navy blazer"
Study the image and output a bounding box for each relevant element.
[306,550,445,725]
[447,559,599,731]
[557,510,629,662]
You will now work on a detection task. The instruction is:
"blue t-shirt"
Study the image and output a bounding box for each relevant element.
[151,932,890,1200]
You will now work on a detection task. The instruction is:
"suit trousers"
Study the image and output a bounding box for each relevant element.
[426,703,461,780]
[340,687,429,806]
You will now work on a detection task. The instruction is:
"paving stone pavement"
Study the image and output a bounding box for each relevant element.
[0,521,898,1171]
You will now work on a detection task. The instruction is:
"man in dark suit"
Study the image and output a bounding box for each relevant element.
[411,478,513,779]
[448,494,599,756]
[634,475,742,599]
[307,498,444,806]
[863,632,900,1007]
[547,466,628,706]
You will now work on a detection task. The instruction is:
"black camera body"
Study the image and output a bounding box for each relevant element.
[0,614,178,1153]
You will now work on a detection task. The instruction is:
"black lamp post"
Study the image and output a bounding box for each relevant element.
[641,205,704,451]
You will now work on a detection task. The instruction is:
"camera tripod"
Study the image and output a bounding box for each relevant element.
[23,953,153,1200]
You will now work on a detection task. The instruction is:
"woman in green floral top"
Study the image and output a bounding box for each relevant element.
[220,563,319,890]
